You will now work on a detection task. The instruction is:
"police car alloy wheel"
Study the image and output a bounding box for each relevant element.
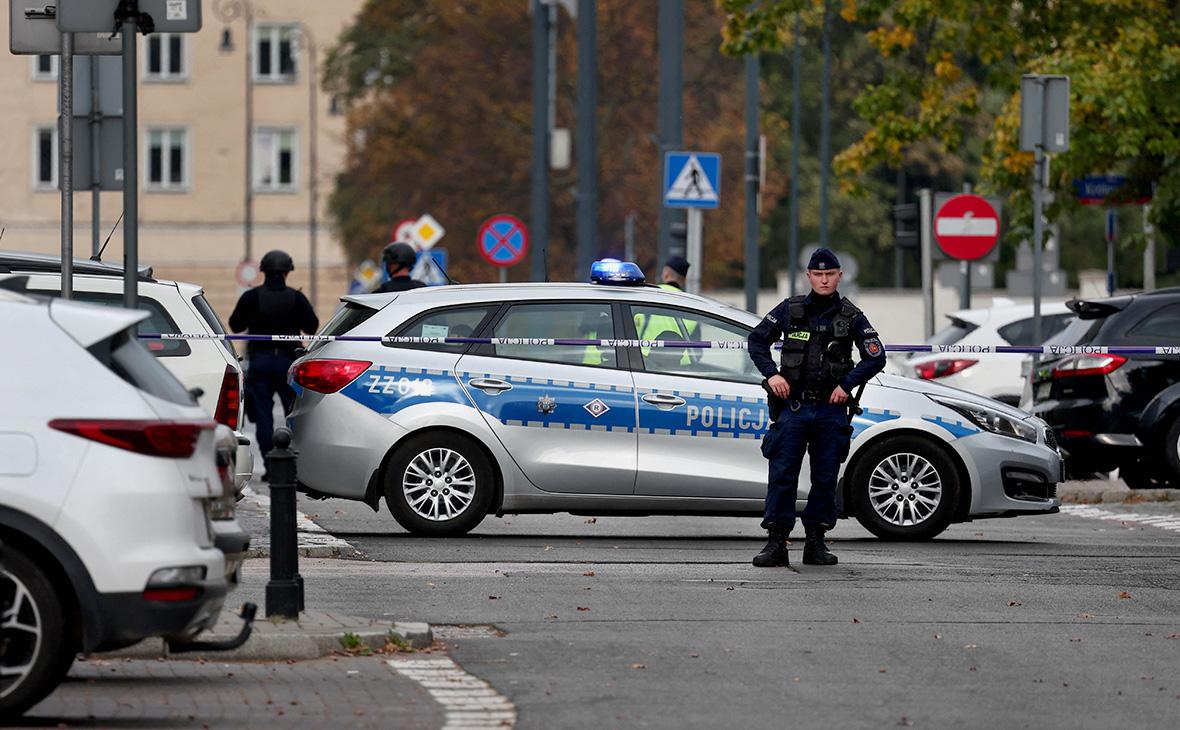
[849,436,961,541]
[0,548,71,720]
[385,432,495,536]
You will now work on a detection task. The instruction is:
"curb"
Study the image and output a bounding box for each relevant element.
[98,617,433,662]
[1059,488,1178,504]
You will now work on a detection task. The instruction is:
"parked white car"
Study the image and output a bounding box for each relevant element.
[0,252,253,578]
[898,301,1073,405]
[0,283,232,718]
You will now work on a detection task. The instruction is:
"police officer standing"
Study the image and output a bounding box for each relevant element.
[374,241,426,293]
[747,248,886,567]
[229,250,319,479]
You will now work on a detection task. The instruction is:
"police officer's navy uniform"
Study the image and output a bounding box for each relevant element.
[229,250,319,473]
[374,275,425,294]
[747,248,886,566]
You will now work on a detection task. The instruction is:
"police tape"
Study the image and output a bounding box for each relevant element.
[137,333,1180,356]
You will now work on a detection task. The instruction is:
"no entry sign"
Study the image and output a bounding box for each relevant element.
[478,215,529,267]
[933,194,1001,261]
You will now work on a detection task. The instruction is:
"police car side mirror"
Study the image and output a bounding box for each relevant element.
[189,387,205,401]
[294,347,308,358]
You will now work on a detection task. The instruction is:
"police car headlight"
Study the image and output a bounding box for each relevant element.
[930,396,1038,443]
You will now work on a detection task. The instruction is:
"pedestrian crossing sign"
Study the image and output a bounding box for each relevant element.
[664,151,721,209]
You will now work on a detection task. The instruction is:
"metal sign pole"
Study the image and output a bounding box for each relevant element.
[90,55,102,257]
[919,188,934,338]
[60,32,74,299]
[122,12,138,310]
[686,207,702,294]
[1031,148,1045,345]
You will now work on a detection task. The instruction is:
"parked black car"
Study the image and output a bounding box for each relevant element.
[1023,288,1180,488]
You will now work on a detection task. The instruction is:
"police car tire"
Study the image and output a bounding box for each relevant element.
[0,547,70,720]
[849,436,960,541]
[384,432,495,537]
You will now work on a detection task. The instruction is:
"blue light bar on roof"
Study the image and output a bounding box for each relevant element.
[590,259,646,286]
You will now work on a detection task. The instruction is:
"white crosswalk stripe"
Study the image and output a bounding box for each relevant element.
[389,656,516,729]
[1060,504,1180,534]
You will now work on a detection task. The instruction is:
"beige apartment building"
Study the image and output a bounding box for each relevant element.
[0,0,365,317]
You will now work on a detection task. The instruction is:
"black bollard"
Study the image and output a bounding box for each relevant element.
[265,428,304,619]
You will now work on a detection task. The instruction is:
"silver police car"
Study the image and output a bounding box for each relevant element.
[288,263,1061,539]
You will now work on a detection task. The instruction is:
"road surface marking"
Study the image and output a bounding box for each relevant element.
[389,657,516,729]
[1060,504,1180,534]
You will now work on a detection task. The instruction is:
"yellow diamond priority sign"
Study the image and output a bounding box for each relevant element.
[411,214,445,250]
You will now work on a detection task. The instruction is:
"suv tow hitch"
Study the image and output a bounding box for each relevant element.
[168,602,257,654]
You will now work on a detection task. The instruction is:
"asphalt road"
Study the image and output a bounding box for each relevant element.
[225,497,1180,729]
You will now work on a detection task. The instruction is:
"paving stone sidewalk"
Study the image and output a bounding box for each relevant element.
[21,655,444,729]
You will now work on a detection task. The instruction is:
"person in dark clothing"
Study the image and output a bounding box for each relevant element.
[374,241,426,293]
[228,249,319,478]
[746,247,886,567]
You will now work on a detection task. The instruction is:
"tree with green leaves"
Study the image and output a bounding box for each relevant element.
[721,0,1180,284]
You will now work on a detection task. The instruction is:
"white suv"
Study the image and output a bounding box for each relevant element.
[898,301,1073,405]
[0,283,232,718]
[0,252,253,577]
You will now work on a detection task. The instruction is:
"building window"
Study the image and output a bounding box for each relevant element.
[31,54,58,81]
[253,24,298,82]
[33,125,58,189]
[145,128,189,191]
[253,128,297,191]
[143,33,187,81]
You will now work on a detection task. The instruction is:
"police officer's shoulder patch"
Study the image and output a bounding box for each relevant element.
[865,338,884,357]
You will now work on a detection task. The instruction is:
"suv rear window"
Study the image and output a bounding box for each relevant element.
[88,330,196,406]
[997,313,1073,345]
[191,294,237,358]
[308,302,378,353]
[33,290,191,357]
[928,317,977,346]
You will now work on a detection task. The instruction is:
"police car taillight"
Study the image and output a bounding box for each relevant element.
[213,365,241,430]
[292,359,371,393]
[590,259,645,285]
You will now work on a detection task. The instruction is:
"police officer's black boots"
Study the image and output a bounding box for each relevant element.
[752,528,791,567]
[802,525,838,566]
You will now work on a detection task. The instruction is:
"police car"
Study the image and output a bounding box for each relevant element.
[288,261,1062,540]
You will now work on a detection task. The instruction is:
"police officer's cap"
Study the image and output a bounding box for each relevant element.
[664,255,690,277]
[806,247,840,271]
[260,250,294,274]
[382,241,417,270]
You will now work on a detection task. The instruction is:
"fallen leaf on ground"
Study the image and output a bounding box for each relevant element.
[852,618,861,624]
[576,606,590,611]
[1070,637,1082,642]
[689,653,700,658]
[878,667,887,673]
[488,595,501,600]
[898,717,914,727]
[964,644,977,650]
[1118,591,1133,599]
[933,633,942,640]
[1008,601,1022,607]
[631,663,646,670]
[583,571,596,577]
[1078,613,1094,619]
[546,614,558,619]
[584,517,597,524]
[543,546,553,551]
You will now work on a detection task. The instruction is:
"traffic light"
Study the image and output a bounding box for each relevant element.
[892,203,919,249]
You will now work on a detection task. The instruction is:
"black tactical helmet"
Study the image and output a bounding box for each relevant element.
[260,249,295,274]
[382,241,417,270]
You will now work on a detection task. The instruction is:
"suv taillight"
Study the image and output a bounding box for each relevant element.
[914,359,978,380]
[292,359,371,394]
[1051,353,1127,379]
[49,419,213,458]
[214,365,241,430]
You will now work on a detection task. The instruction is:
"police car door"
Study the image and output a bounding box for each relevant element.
[456,300,638,494]
[628,304,772,499]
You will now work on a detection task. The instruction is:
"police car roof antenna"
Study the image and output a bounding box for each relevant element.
[91,211,124,262]
[429,254,459,285]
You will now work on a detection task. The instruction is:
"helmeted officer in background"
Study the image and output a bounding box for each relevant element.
[747,247,886,567]
[660,255,690,291]
[229,250,319,479]
[374,241,425,293]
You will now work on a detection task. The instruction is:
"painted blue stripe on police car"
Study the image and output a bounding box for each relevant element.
[922,415,980,438]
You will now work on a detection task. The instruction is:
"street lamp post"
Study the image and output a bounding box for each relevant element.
[214,0,255,266]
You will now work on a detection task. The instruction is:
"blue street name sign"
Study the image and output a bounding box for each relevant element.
[1073,175,1153,206]
[664,151,721,209]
